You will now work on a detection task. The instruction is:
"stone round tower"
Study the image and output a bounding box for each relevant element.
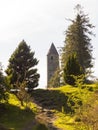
[47,43,59,87]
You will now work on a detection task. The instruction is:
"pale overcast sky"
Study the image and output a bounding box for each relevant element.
[0,0,97,88]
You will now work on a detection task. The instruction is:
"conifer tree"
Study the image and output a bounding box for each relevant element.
[0,63,6,100]
[6,40,40,91]
[61,4,94,75]
[63,54,83,85]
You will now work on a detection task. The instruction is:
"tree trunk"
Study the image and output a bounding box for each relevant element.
[20,100,24,106]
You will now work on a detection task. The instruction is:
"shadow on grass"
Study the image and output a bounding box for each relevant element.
[0,103,35,130]
[33,123,48,130]
[0,124,10,130]
[32,89,73,113]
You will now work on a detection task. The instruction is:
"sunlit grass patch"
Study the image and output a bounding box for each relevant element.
[53,85,78,93]
[8,93,21,106]
[0,93,37,130]
[54,111,75,130]
[7,93,37,111]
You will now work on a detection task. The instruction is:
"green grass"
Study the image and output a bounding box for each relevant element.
[52,85,78,93]
[32,123,48,130]
[32,84,93,113]
[32,88,72,113]
[0,104,34,129]
[52,85,96,130]
[54,112,75,130]
[0,84,97,130]
[0,93,37,130]
[32,84,97,130]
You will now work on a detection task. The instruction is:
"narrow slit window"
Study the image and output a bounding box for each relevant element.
[51,56,53,60]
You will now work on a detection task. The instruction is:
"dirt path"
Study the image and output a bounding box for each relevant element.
[35,108,60,130]
[22,103,61,130]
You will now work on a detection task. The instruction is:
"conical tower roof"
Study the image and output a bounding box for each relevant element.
[47,43,59,55]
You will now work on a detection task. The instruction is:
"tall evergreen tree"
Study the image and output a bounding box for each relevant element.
[61,4,94,75]
[0,63,6,100]
[6,40,40,90]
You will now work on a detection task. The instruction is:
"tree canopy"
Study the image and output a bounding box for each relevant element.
[63,53,83,85]
[0,63,7,101]
[6,40,40,90]
[61,4,94,75]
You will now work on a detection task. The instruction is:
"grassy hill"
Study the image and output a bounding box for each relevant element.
[31,84,98,130]
[0,93,37,130]
[32,85,94,112]
[0,83,97,130]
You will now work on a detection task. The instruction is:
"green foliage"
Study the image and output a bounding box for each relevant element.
[63,54,83,85]
[6,40,40,90]
[74,74,85,87]
[0,63,8,101]
[54,112,74,130]
[66,75,92,115]
[48,68,60,88]
[32,84,92,115]
[74,92,98,130]
[15,81,31,107]
[61,4,94,75]
[53,85,94,130]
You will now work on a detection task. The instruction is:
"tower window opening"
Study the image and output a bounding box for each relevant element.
[51,56,53,60]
